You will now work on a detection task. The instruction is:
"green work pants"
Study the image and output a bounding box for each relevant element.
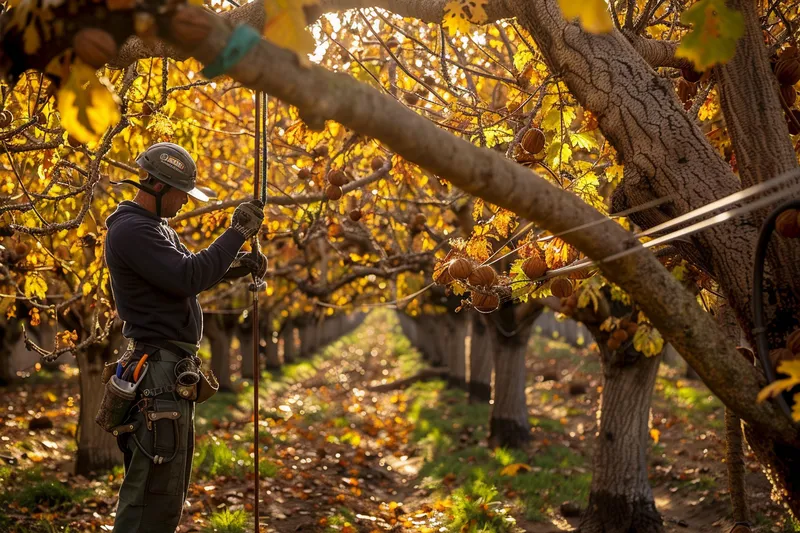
[112,351,195,533]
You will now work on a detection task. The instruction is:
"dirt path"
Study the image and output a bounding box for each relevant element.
[0,314,795,532]
[183,319,424,532]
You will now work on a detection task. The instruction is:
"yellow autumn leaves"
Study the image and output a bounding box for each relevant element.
[558,0,613,34]
[263,0,319,56]
[757,360,800,422]
[57,61,121,145]
[442,0,612,36]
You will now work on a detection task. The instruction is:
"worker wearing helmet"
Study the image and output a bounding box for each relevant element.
[103,142,265,532]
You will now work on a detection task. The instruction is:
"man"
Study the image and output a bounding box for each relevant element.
[103,142,265,532]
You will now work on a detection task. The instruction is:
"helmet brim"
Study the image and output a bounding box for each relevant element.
[183,186,210,202]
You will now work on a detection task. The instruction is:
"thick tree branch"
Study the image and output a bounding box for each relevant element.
[624,30,693,69]
[162,5,799,442]
[109,0,514,67]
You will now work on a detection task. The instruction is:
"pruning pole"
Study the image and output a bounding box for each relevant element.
[251,90,269,531]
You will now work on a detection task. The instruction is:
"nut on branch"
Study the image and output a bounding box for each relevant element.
[522,255,547,280]
[780,84,797,107]
[0,110,12,128]
[472,292,499,312]
[325,184,343,200]
[550,278,573,298]
[468,265,496,287]
[448,258,473,280]
[370,156,386,171]
[73,28,117,69]
[521,128,545,154]
[776,209,800,238]
[327,169,347,186]
[775,56,800,86]
[680,67,703,83]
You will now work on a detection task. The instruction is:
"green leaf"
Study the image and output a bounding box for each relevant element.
[675,0,744,71]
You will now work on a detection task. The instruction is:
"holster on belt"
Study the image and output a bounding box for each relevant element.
[195,370,219,404]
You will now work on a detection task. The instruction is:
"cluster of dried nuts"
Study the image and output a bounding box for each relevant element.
[771,46,800,134]
[606,318,639,351]
[433,257,500,312]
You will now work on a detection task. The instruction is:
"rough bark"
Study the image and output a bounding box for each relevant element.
[712,0,800,348]
[205,314,234,393]
[714,0,797,191]
[468,313,493,404]
[488,305,538,449]
[75,326,123,475]
[446,315,468,390]
[726,409,750,524]
[162,7,798,442]
[579,343,663,533]
[716,301,751,524]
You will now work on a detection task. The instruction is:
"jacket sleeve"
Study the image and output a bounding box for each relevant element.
[109,222,245,298]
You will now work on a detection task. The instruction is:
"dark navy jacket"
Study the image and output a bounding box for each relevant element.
[105,201,245,346]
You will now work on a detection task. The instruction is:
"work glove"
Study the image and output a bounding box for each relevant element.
[223,251,268,281]
[230,200,264,240]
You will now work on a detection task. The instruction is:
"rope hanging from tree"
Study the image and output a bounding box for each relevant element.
[250,89,269,532]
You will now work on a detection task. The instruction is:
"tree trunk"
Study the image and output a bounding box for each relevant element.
[446,315,468,390]
[205,314,234,393]
[238,319,255,380]
[298,324,311,358]
[398,313,418,349]
[281,322,296,364]
[488,306,537,449]
[265,323,280,370]
[75,326,123,475]
[0,321,22,386]
[579,344,663,533]
[414,317,442,366]
[714,0,798,191]
[469,313,493,403]
[715,301,752,524]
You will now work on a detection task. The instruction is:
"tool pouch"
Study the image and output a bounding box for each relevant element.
[136,399,181,465]
[95,375,138,433]
[175,382,197,401]
[195,370,219,404]
[101,362,117,385]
